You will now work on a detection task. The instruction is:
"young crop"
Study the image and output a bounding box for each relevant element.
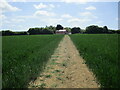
[70,34,119,88]
[2,35,64,88]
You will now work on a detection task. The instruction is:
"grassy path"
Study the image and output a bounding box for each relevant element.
[28,35,100,88]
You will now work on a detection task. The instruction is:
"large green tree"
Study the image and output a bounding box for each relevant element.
[27,27,53,35]
[85,25,108,34]
[64,27,71,32]
[103,26,109,33]
[71,27,81,34]
[56,24,63,30]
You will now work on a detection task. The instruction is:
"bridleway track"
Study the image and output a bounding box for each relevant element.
[28,35,100,88]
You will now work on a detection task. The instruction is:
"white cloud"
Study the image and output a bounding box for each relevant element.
[68,18,80,23]
[13,12,60,26]
[60,0,88,4]
[96,21,103,24]
[0,13,7,27]
[33,3,47,9]
[68,17,91,23]
[6,0,119,2]
[34,10,56,16]
[0,0,21,12]
[17,15,35,19]
[1,18,25,28]
[10,0,27,2]
[80,11,98,19]
[61,14,88,27]
[115,18,119,21]
[0,14,7,20]
[0,0,21,27]
[3,20,11,24]
[61,14,72,18]
[49,4,55,8]
[80,12,92,16]
[66,11,98,27]
[60,0,119,3]
[11,18,25,23]
[85,6,96,10]
[67,18,84,27]
[57,4,61,8]
[34,3,55,9]
[43,18,63,25]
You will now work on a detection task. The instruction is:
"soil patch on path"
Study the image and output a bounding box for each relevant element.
[28,35,100,88]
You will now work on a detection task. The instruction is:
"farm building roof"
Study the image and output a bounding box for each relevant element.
[56,30,66,32]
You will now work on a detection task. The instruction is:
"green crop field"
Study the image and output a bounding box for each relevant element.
[2,35,63,88]
[70,34,119,88]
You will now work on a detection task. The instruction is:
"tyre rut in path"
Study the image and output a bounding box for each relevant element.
[28,35,100,88]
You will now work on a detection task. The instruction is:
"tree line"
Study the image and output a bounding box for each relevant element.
[1,24,120,36]
[1,30,28,36]
[71,25,120,34]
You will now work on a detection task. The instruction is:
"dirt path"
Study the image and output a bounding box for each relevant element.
[28,35,100,88]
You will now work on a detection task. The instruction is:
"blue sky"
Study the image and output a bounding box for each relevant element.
[0,0,118,31]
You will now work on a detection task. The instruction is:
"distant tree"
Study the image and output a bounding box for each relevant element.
[0,31,2,36]
[108,30,116,34]
[116,30,120,34]
[28,28,35,35]
[45,25,56,33]
[14,32,27,35]
[2,30,28,36]
[86,25,104,34]
[81,29,86,34]
[86,25,98,33]
[103,26,108,33]
[56,24,63,30]
[43,29,53,34]
[98,27,104,33]
[64,27,71,32]
[27,27,53,35]
[71,27,81,34]
[2,30,14,36]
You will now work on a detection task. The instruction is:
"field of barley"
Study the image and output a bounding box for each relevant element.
[2,34,119,88]
[70,34,119,88]
[2,35,63,88]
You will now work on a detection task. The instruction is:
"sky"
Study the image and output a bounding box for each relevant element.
[0,0,119,31]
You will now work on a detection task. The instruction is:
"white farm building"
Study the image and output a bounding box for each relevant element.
[56,29,68,34]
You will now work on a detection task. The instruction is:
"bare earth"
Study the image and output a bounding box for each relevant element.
[28,35,100,88]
